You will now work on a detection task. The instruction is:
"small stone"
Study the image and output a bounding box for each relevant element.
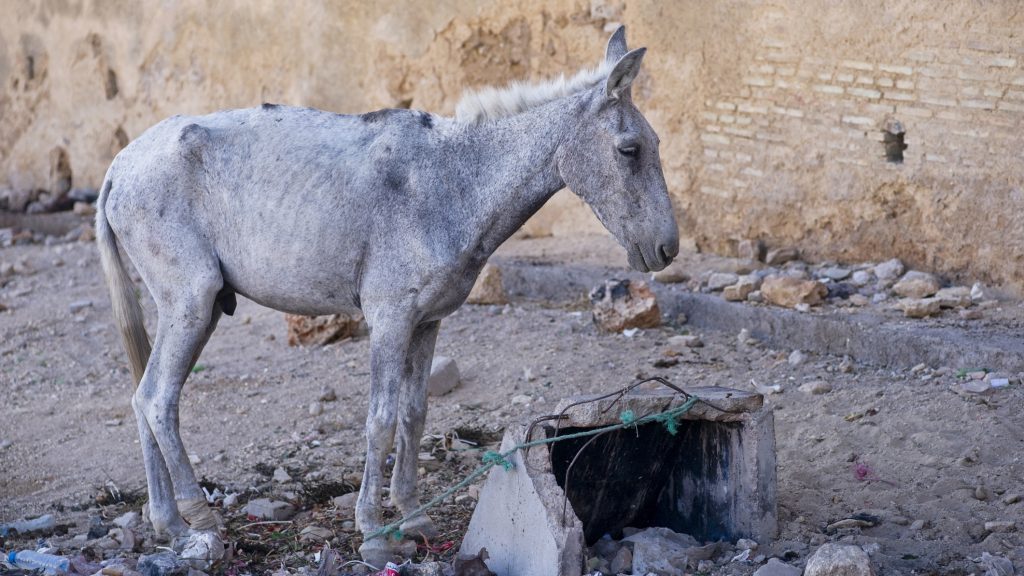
[821,267,851,281]
[707,272,739,291]
[467,263,507,305]
[747,290,764,303]
[428,356,461,397]
[909,519,926,531]
[934,286,971,308]
[799,380,832,395]
[984,520,1016,533]
[892,271,941,299]
[898,298,941,318]
[511,394,532,405]
[333,492,358,512]
[871,292,889,304]
[738,239,766,261]
[299,525,334,542]
[761,275,828,308]
[308,401,324,416]
[69,300,93,313]
[668,334,704,349]
[1002,493,1021,505]
[138,552,190,576]
[827,518,873,531]
[804,543,874,576]
[188,454,202,465]
[609,545,633,575]
[454,493,476,505]
[737,328,754,345]
[243,498,295,520]
[850,270,873,286]
[113,511,138,528]
[849,294,869,306]
[975,485,991,501]
[0,262,14,277]
[788,350,807,366]
[319,388,337,402]
[980,553,1014,576]
[753,558,801,576]
[872,259,905,281]
[272,467,292,483]
[765,247,799,266]
[737,538,758,550]
[724,276,758,301]
[590,279,661,332]
[971,282,986,301]
[861,543,881,556]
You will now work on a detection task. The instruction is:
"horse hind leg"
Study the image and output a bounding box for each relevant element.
[134,267,226,565]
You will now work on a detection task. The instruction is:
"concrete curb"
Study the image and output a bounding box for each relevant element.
[493,258,1024,373]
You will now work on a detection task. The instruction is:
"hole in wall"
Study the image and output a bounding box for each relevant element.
[883,119,906,164]
[105,68,118,99]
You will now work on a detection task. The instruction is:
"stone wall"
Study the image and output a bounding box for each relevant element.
[2,1,1023,290]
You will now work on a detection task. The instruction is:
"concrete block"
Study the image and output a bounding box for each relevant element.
[243,498,295,521]
[461,387,777,576]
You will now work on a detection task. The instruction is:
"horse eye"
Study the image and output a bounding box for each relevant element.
[618,146,638,157]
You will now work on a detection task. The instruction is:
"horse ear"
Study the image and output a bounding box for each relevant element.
[605,25,628,63]
[606,47,646,100]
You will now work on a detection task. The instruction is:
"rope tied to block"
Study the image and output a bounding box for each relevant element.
[366,380,701,542]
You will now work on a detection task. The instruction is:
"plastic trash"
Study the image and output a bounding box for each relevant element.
[0,514,56,536]
[7,550,70,574]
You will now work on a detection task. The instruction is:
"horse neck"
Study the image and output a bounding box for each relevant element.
[455,93,590,261]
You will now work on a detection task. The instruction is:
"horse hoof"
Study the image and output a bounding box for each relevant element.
[358,538,395,570]
[400,515,439,542]
[179,531,225,569]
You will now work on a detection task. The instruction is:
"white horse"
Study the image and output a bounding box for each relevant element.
[96,26,678,566]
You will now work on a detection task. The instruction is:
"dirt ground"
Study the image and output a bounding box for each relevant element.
[1,230,1023,575]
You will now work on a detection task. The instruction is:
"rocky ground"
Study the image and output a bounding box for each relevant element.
[1,218,1023,576]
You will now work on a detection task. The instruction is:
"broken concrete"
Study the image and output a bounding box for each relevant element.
[461,387,776,576]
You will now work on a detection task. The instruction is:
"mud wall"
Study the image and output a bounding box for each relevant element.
[2,1,1023,290]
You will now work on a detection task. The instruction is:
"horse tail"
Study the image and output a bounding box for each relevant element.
[96,173,152,385]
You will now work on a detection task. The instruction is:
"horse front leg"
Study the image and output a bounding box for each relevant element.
[391,321,441,541]
[356,315,414,567]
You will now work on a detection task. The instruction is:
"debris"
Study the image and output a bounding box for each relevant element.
[137,551,191,576]
[428,356,461,397]
[761,275,827,308]
[309,401,324,416]
[243,498,295,520]
[724,276,758,301]
[892,271,941,299]
[788,350,807,366]
[319,387,337,402]
[934,286,972,308]
[979,552,1014,576]
[273,467,292,483]
[765,247,799,266]
[1,513,56,536]
[333,492,358,512]
[804,543,874,576]
[285,311,365,346]
[667,334,703,350]
[589,279,660,332]
[850,270,873,286]
[821,266,851,281]
[69,299,93,313]
[737,538,758,550]
[751,379,782,395]
[299,525,334,542]
[961,380,992,394]
[453,548,496,576]
[467,263,507,305]
[6,550,71,574]
[971,282,986,302]
[113,511,139,528]
[984,520,1016,533]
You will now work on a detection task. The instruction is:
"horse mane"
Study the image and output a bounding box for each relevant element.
[455,60,612,124]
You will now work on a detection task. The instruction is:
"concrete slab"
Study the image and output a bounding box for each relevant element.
[461,387,777,576]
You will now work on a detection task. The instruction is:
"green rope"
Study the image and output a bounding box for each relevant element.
[366,395,699,541]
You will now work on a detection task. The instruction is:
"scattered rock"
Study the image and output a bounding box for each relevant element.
[623,526,699,576]
[737,538,758,551]
[909,519,926,531]
[799,380,832,395]
[898,298,942,318]
[892,271,941,299]
[765,247,799,266]
[308,401,324,416]
[724,276,758,301]
[284,311,365,346]
[707,272,739,291]
[243,498,295,521]
[73,201,97,216]
[667,334,703,349]
[299,525,334,542]
[453,548,496,576]
[804,543,874,576]
[761,276,827,308]
[979,552,1014,576]
[467,263,507,305]
[984,520,1016,533]
[428,356,461,397]
[960,308,984,320]
[934,286,972,308]
[821,266,851,281]
[589,279,661,332]
[788,350,807,366]
[872,259,905,281]
[332,492,358,512]
[609,545,633,575]
[753,558,801,576]
[138,552,190,576]
[1002,493,1021,505]
[850,270,873,286]
[113,511,139,529]
[272,467,292,483]
[971,282,986,302]
[319,387,337,402]
[738,239,766,262]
